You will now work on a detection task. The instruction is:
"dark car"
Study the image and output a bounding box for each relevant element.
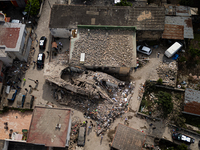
[172,132,195,144]
[37,53,45,69]
[39,36,47,50]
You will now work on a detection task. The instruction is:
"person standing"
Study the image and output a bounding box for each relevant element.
[157,52,160,58]
[35,80,39,84]
[100,135,103,144]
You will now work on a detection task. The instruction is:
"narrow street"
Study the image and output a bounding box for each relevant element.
[22,0,57,106]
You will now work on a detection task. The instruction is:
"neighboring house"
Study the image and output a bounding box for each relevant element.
[69,26,136,75]
[111,123,149,150]
[162,5,195,40]
[49,5,165,40]
[0,19,32,66]
[183,88,200,117]
[26,106,72,149]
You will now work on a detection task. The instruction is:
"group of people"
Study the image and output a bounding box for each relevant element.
[83,120,104,144]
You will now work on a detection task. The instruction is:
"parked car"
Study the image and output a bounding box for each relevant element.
[77,127,86,146]
[37,53,45,69]
[136,45,152,55]
[172,132,195,144]
[39,36,47,50]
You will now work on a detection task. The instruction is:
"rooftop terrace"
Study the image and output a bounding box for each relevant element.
[0,110,32,140]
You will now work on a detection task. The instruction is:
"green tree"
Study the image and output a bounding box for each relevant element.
[155,91,173,118]
[25,0,40,16]
[144,80,156,95]
[115,0,132,6]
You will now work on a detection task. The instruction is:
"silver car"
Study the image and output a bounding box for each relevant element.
[137,45,152,55]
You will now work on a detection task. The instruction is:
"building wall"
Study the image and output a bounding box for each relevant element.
[0,55,13,67]
[136,30,163,40]
[50,28,71,38]
[23,37,32,62]
[84,66,130,75]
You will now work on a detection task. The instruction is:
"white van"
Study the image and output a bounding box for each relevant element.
[164,42,182,58]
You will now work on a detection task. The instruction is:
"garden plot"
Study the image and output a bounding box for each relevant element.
[139,81,185,125]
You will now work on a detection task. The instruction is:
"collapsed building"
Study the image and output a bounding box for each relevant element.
[44,60,135,135]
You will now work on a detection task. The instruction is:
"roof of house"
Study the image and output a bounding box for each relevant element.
[0,28,20,48]
[27,106,71,147]
[165,16,194,39]
[183,88,200,116]
[0,22,25,51]
[164,5,191,16]
[162,24,184,40]
[49,5,165,31]
[69,27,136,67]
[112,123,146,150]
[0,110,32,140]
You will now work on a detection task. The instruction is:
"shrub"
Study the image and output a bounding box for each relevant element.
[155,91,173,118]
[189,48,200,57]
[157,78,163,85]
[141,98,147,107]
[179,56,187,62]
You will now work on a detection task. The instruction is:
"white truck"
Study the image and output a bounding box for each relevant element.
[164,42,183,58]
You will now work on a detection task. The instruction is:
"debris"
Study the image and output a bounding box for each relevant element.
[156,62,177,87]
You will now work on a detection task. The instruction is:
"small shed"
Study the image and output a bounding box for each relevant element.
[183,88,200,117]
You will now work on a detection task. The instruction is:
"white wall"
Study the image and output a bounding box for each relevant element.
[50,28,71,38]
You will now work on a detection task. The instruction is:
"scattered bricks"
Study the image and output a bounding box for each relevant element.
[156,62,178,87]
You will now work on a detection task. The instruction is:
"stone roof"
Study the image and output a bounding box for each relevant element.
[49,5,165,31]
[69,27,136,67]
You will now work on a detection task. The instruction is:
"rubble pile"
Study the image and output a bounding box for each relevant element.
[6,61,28,86]
[156,62,177,87]
[48,69,135,136]
[45,61,135,136]
[70,28,134,67]
[138,83,145,100]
